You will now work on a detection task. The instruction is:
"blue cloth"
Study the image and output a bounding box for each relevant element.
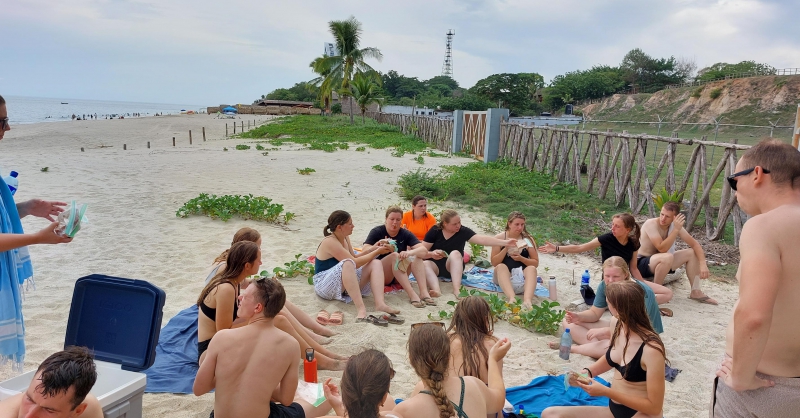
[143,305,199,393]
[0,176,33,371]
[505,375,611,416]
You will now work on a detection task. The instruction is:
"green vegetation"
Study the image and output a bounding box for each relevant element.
[176,193,291,224]
[240,115,429,155]
[262,254,315,281]
[235,144,251,150]
[414,155,425,164]
[372,164,392,172]
[256,144,265,150]
[397,161,618,243]
[297,167,316,175]
[355,146,366,151]
[349,71,384,124]
[40,167,49,172]
[696,60,776,82]
[709,88,723,99]
[653,189,685,211]
[691,87,703,98]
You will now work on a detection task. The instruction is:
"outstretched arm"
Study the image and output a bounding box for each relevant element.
[538,238,600,255]
[0,223,72,252]
[469,234,516,248]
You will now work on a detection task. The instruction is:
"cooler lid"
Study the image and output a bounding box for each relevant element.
[65,275,166,372]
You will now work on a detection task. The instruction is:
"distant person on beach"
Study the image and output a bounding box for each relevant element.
[0,346,103,418]
[550,256,662,360]
[490,211,539,309]
[321,349,400,418]
[420,209,517,299]
[638,202,717,305]
[393,323,509,418]
[539,213,673,311]
[542,280,667,418]
[194,278,331,418]
[402,195,437,240]
[362,206,437,308]
[712,139,800,417]
[313,210,399,325]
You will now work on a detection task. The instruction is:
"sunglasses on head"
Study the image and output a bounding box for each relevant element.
[411,321,446,330]
[726,167,770,191]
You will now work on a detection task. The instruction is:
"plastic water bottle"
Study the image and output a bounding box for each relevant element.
[580,269,596,306]
[3,171,18,195]
[559,329,572,360]
[581,270,591,286]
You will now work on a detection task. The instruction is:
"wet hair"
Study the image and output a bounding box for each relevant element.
[412,195,427,206]
[385,205,403,219]
[408,324,454,418]
[197,241,260,305]
[0,95,5,106]
[35,346,97,410]
[214,227,261,264]
[611,213,640,250]
[249,278,286,318]
[603,256,632,279]
[446,296,496,380]
[741,138,800,189]
[662,201,681,215]
[324,210,351,237]
[606,280,668,377]
[505,211,534,242]
[340,349,393,418]
[436,209,459,230]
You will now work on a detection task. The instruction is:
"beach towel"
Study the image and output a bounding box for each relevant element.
[505,375,611,416]
[143,305,199,393]
[0,176,33,372]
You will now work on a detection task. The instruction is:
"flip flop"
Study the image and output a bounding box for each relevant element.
[356,314,388,327]
[316,310,330,325]
[328,311,343,325]
[689,295,719,306]
[422,297,437,306]
[410,300,426,308]
[659,307,673,317]
[382,313,405,325]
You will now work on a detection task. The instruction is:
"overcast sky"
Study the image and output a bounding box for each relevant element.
[2,0,798,105]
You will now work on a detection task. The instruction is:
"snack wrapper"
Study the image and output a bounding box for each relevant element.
[55,201,88,238]
[394,255,416,273]
[296,381,326,407]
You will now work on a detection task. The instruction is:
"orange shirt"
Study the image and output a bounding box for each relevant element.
[402,211,437,241]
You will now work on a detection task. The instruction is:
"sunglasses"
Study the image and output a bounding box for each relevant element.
[411,321,446,330]
[726,167,770,191]
[0,118,8,129]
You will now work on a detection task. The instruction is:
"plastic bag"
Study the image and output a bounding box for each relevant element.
[394,255,415,273]
[295,381,326,407]
[55,201,88,238]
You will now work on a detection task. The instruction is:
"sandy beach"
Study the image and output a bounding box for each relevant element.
[0,114,738,417]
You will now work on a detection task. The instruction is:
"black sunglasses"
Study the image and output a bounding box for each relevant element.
[726,167,770,191]
[0,118,8,129]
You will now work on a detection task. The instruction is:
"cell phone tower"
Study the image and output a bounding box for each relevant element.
[441,29,454,78]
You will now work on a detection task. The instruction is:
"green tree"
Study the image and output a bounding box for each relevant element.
[348,71,384,124]
[619,48,682,93]
[469,73,544,115]
[309,16,382,124]
[696,60,777,82]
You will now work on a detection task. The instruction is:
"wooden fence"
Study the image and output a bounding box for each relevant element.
[499,122,751,244]
[365,111,453,152]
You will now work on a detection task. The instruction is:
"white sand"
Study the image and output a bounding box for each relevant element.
[0,114,737,417]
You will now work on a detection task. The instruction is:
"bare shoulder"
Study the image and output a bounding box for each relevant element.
[0,393,21,418]
[641,218,657,231]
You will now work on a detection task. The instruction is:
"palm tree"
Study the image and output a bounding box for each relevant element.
[309,16,382,124]
[348,71,383,124]
[309,56,333,115]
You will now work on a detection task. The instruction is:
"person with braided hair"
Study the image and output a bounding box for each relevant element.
[394,323,510,418]
[321,349,402,418]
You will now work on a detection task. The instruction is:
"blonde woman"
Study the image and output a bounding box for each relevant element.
[490,212,539,309]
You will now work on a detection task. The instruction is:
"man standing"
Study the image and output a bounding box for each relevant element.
[194,278,330,418]
[638,201,717,305]
[712,139,800,417]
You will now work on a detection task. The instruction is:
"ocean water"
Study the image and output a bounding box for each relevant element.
[3,96,205,124]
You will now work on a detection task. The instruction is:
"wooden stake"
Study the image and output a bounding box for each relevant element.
[81,147,84,152]
[173,137,175,147]
[124,144,127,150]
[203,127,206,141]
[147,141,150,149]
[189,130,192,144]
[226,123,228,137]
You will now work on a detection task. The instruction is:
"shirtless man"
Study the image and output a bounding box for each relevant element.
[0,347,103,418]
[712,139,800,417]
[194,278,331,418]
[638,201,717,305]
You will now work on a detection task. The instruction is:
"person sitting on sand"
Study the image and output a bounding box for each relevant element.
[447,296,500,385]
[394,323,510,418]
[421,210,517,299]
[402,195,437,241]
[538,213,673,311]
[207,228,346,365]
[321,349,402,418]
[0,346,103,418]
[313,210,398,325]
[194,278,331,418]
[363,206,437,309]
[490,212,539,310]
[550,256,663,360]
[542,280,667,418]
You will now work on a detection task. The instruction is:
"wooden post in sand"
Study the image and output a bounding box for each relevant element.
[81,147,84,152]
[202,127,206,141]
[241,121,244,132]
[233,123,236,134]
[123,144,127,150]
[226,123,228,137]
[173,137,175,147]
[189,130,193,145]
[147,141,150,149]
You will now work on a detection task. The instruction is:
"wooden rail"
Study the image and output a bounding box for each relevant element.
[365,111,453,152]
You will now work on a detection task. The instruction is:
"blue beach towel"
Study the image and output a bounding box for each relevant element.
[0,176,34,372]
[505,375,611,416]
[143,305,199,393]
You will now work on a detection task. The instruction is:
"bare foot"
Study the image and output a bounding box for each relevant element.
[319,355,348,371]
[375,304,401,315]
[429,290,442,298]
[314,327,337,338]
[547,341,560,350]
[689,291,719,305]
[310,334,332,345]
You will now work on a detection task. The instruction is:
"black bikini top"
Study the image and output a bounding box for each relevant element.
[605,342,647,382]
[199,283,239,322]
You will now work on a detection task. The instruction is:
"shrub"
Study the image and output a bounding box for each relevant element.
[235,144,251,150]
[331,103,342,114]
[709,88,722,99]
[176,193,289,223]
[691,87,703,98]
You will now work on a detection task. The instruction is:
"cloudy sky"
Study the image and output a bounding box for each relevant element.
[2,0,798,105]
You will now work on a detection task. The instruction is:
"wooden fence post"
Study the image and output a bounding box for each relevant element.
[123,144,126,150]
[233,123,236,134]
[189,130,192,144]
[147,141,150,149]
[226,123,228,137]
[202,127,206,141]
[173,137,175,147]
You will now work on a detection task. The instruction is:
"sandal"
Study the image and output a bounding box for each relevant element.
[410,300,426,308]
[356,314,388,327]
[422,297,437,306]
[328,311,343,325]
[381,313,405,325]
[659,307,673,317]
[316,310,330,325]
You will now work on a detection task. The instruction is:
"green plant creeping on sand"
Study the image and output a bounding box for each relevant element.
[176,193,290,224]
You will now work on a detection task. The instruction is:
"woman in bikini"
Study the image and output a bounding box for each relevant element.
[421,210,517,299]
[394,323,509,418]
[538,213,673,309]
[490,212,539,310]
[542,280,667,418]
[314,210,398,325]
[321,349,402,418]
[447,296,500,385]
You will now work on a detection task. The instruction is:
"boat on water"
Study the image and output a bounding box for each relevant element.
[61,102,68,104]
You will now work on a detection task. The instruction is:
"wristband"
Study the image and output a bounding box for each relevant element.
[555,246,559,253]
[583,367,593,378]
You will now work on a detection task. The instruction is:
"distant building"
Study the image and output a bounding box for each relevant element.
[324,43,337,57]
